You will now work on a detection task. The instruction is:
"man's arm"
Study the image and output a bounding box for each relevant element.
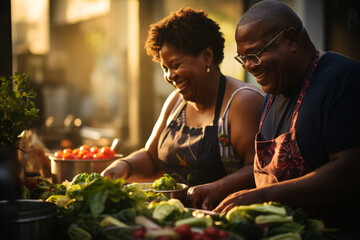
[214,146,360,213]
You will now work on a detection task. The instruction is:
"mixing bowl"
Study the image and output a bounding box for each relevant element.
[131,182,189,204]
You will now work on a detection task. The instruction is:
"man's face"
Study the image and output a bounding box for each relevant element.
[235,21,294,95]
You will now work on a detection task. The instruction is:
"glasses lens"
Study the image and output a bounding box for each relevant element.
[247,55,261,66]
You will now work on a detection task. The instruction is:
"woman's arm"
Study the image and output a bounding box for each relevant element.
[101,91,181,181]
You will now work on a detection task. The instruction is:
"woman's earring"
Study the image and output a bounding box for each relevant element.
[206,66,210,73]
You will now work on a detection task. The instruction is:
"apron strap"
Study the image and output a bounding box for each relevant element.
[259,50,320,132]
[166,97,187,127]
[290,50,320,130]
[213,73,226,125]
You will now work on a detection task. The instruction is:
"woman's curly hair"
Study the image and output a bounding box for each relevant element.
[145,8,225,65]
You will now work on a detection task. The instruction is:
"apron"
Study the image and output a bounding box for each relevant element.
[158,74,227,186]
[254,51,320,187]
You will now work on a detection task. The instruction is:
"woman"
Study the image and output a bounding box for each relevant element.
[101,8,264,210]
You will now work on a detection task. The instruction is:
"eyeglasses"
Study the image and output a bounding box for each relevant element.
[235,28,288,66]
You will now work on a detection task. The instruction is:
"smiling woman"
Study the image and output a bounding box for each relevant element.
[102,7,265,211]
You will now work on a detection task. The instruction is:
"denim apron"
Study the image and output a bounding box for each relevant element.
[254,51,320,187]
[158,74,227,186]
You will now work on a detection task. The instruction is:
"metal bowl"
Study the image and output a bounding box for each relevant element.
[132,182,189,204]
[0,199,58,240]
[49,154,122,183]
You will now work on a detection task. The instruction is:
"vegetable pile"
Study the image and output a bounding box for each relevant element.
[21,174,334,240]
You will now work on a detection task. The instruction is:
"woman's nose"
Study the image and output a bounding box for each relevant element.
[166,69,177,83]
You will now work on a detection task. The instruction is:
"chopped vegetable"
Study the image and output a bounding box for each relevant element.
[262,231,302,240]
[135,215,161,231]
[153,173,179,190]
[255,215,293,224]
[100,215,127,228]
[67,224,92,240]
[71,173,90,184]
[145,227,180,240]
[174,215,213,228]
[88,172,101,182]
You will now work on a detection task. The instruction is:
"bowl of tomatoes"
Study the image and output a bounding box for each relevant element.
[49,145,123,183]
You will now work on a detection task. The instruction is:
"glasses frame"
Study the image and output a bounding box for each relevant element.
[235,28,288,66]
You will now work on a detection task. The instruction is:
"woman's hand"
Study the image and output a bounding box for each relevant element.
[101,159,130,180]
[213,188,265,213]
[187,182,224,210]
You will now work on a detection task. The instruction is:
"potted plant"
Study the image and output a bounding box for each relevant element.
[0,72,39,199]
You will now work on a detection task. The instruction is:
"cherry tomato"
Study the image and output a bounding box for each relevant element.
[157,237,172,240]
[72,148,80,156]
[79,145,90,152]
[82,153,93,159]
[132,228,145,238]
[218,230,230,239]
[90,146,99,154]
[100,146,115,158]
[93,153,105,159]
[191,232,203,240]
[78,150,89,158]
[203,226,219,239]
[54,150,63,158]
[63,148,73,154]
[175,224,192,239]
[62,152,74,159]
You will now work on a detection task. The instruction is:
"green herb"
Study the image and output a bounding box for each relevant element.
[153,173,179,190]
[0,73,39,145]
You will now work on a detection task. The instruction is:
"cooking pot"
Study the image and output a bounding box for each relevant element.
[49,155,122,183]
[0,199,58,240]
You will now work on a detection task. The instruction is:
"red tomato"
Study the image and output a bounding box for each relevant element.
[157,237,172,240]
[191,232,203,240]
[72,148,80,156]
[78,150,89,158]
[218,230,230,239]
[62,152,74,159]
[63,148,73,154]
[131,228,145,238]
[54,150,63,158]
[82,153,93,159]
[79,145,90,152]
[90,146,99,154]
[203,226,219,239]
[100,146,115,158]
[93,153,105,159]
[175,224,192,239]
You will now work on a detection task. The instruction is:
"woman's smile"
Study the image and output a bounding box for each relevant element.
[175,81,189,93]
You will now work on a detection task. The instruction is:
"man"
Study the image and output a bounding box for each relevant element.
[214,0,360,232]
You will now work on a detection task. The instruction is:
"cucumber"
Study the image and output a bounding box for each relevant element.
[174,215,213,228]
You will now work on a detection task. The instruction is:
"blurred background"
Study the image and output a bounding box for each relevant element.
[2,0,360,155]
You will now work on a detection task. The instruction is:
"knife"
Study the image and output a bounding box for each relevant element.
[186,207,219,217]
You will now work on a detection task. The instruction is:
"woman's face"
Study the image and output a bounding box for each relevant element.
[235,22,295,95]
[159,43,207,102]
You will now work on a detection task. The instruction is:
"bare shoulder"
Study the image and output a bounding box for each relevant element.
[162,90,182,117]
[225,76,264,107]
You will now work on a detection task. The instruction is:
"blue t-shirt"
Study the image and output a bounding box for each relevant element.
[259,52,360,170]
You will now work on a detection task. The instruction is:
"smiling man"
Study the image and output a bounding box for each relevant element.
[214,0,360,234]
